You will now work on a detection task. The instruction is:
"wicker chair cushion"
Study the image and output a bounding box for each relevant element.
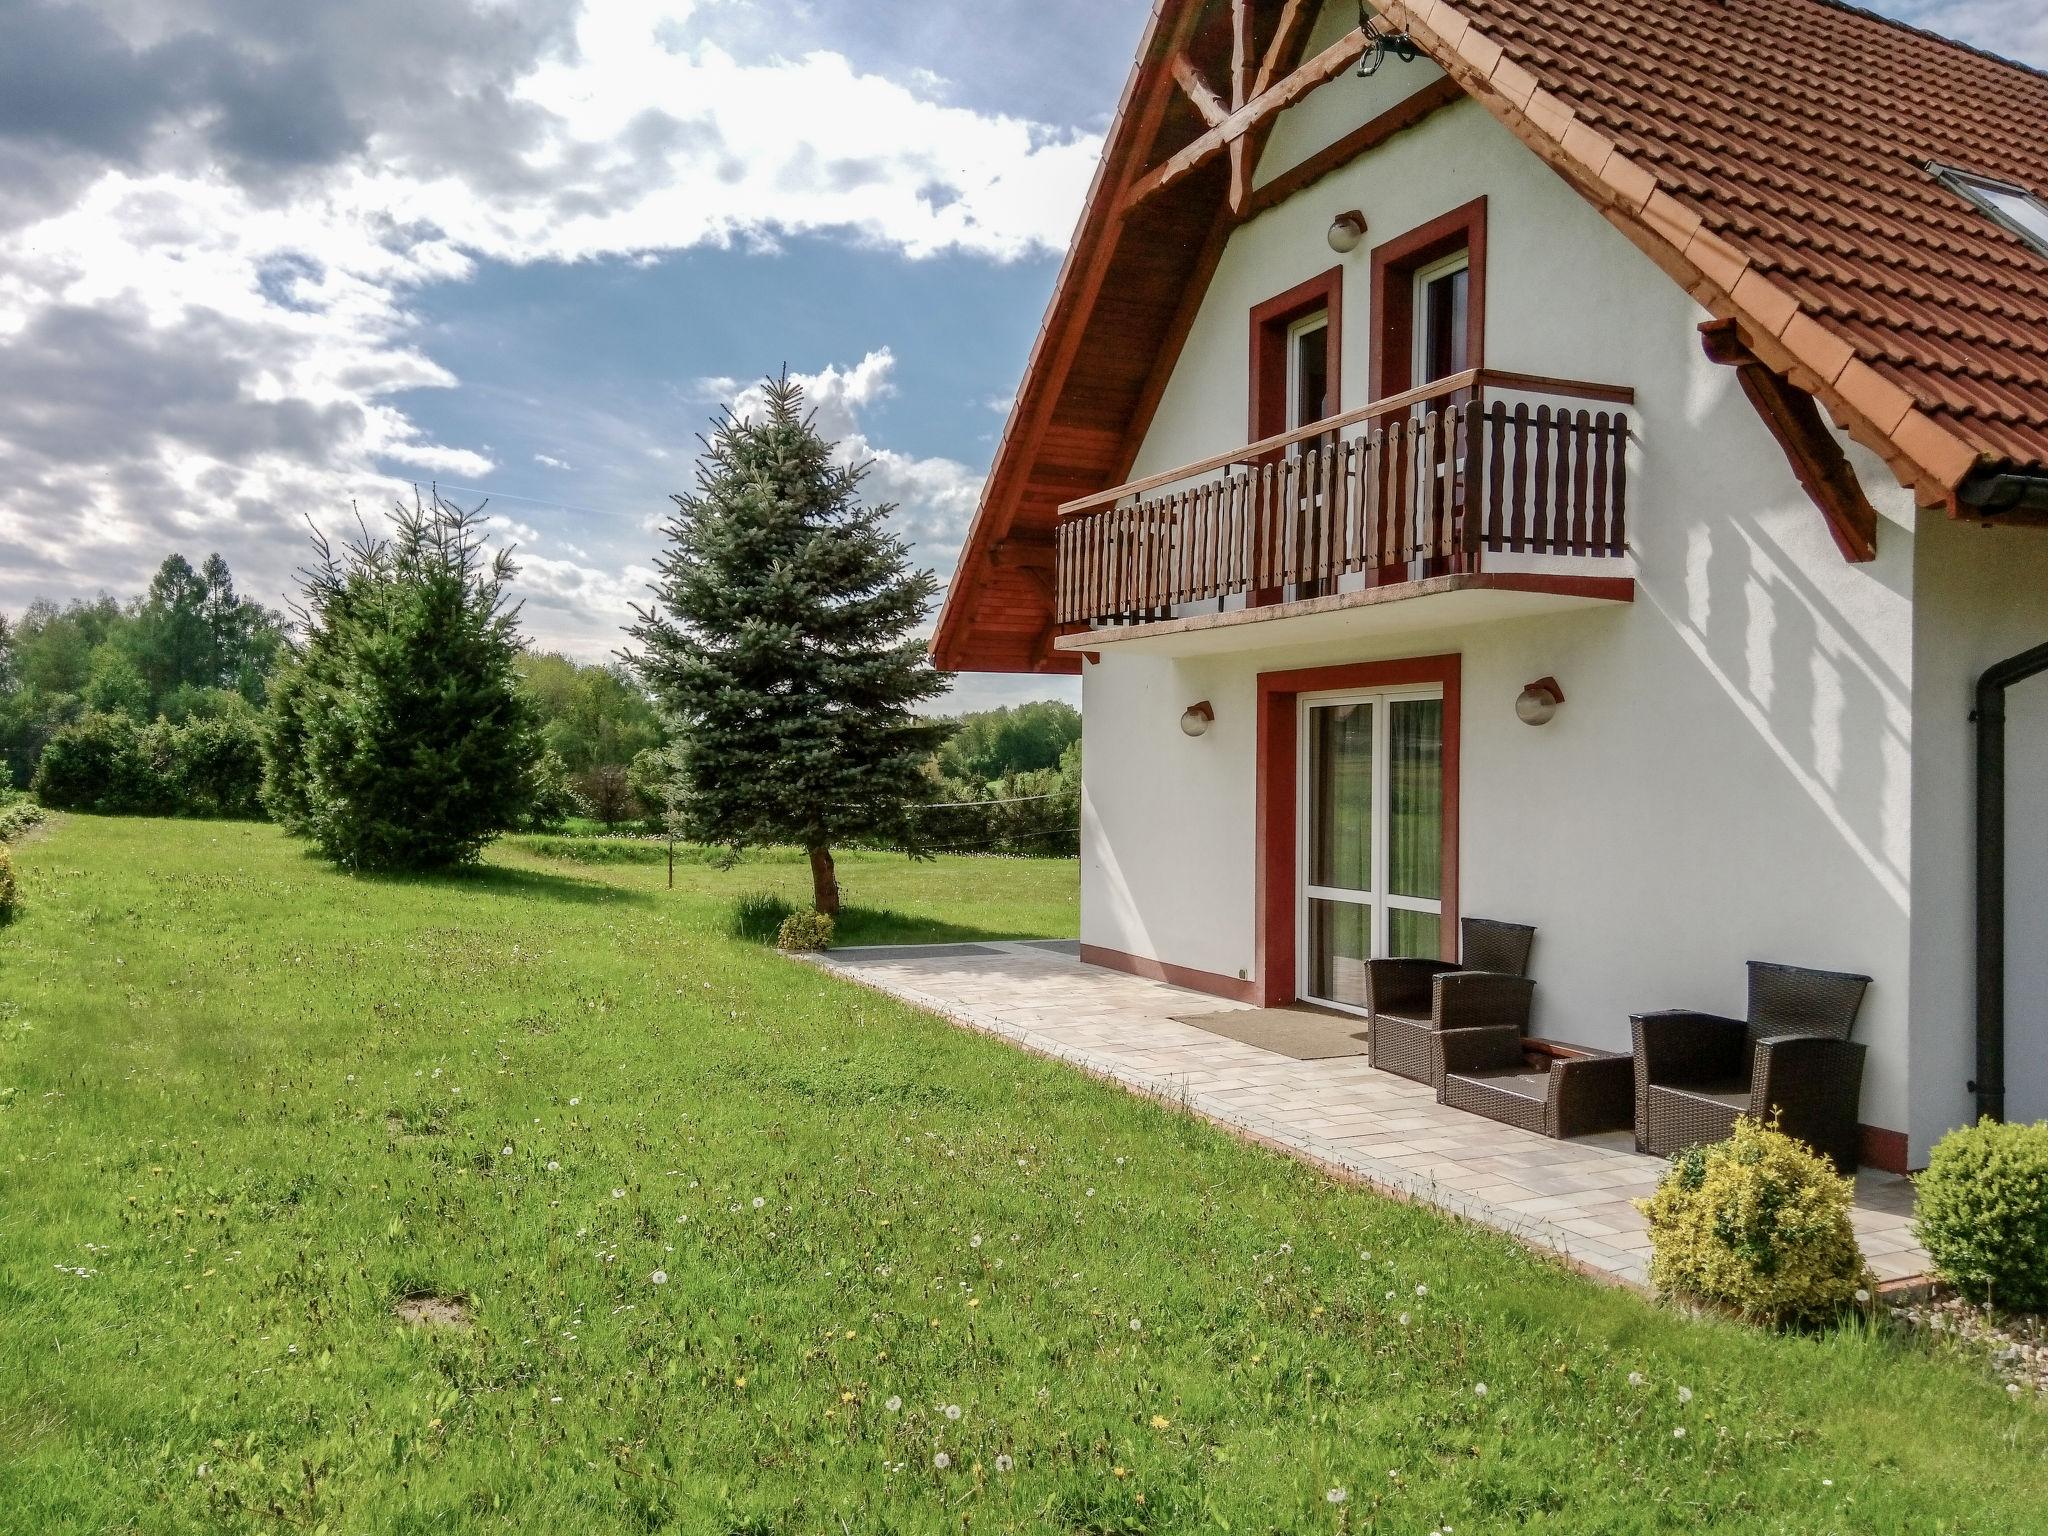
[1456,1067,1554,1102]
[1653,1080,1750,1112]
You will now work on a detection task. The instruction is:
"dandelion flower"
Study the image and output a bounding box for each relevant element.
[1325,1487,1347,1504]
[651,1270,667,1285]
[885,1396,902,1412]
[1112,1466,1128,1479]
[934,1452,951,1470]
[995,1454,1014,1473]
[945,1404,962,1421]
[1150,1414,1170,1429]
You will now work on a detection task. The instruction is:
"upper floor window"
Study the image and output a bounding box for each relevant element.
[1930,163,2048,257]
[1287,311,1331,431]
[1412,252,1471,387]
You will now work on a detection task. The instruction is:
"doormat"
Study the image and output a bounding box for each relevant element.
[1170,1007,1371,1060]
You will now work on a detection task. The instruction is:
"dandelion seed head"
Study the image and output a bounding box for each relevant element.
[885,1395,902,1412]
[1325,1487,1347,1504]
[933,1452,951,1469]
[651,1270,667,1285]
[994,1454,1014,1473]
[944,1404,962,1420]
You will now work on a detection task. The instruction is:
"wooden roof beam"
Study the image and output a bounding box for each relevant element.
[1170,52,1228,128]
[1124,23,1371,212]
[1252,0,1315,98]
[1701,318,1878,562]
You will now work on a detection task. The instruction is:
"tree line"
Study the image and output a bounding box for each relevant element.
[2,449,1079,877]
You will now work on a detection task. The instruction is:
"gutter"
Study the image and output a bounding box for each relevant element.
[1957,467,2048,518]
[1974,637,2048,1121]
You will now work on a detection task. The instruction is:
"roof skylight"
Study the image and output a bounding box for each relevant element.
[1930,163,2048,257]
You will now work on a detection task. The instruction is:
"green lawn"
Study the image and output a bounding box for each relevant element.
[3,816,2045,1533]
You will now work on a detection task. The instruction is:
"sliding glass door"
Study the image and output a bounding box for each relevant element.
[1299,688,1445,1012]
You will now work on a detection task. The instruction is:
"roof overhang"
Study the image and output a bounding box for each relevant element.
[935,0,2043,675]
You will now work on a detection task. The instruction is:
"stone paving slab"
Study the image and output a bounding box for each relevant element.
[807,941,1930,1291]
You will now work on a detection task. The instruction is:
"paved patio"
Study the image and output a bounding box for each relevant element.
[807,939,1928,1291]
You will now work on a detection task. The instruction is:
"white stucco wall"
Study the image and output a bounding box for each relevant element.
[1083,37,1930,1142]
[1907,512,2048,1147]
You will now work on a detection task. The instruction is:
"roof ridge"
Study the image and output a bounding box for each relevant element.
[1805,0,2048,90]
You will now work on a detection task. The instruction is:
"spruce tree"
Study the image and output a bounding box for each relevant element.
[628,374,951,914]
[267,492,539,871]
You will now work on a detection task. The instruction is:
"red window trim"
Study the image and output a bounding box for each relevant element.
[1249,266,1344,442]
[1253,654,1462,1009]
[1368,196,1487,400]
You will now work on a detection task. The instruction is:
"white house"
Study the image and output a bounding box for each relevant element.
[932,0,2048,1170]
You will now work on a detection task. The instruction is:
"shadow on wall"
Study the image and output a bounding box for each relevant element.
[1642,375,1912,916]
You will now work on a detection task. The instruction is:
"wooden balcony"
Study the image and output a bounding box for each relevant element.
[1053,370,1635,634]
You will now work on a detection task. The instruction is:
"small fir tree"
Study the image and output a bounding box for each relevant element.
[267,492,539,871]
[628,374,951,914]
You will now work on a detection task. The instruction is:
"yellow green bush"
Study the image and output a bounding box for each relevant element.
[775,909,834,953]
[1636,1118,1870,1324]
[1914,1118,2048,1310]
[0,844,17,926]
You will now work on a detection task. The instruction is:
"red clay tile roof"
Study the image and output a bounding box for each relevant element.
[934,0,2048,672]
[1401,0,2048,480]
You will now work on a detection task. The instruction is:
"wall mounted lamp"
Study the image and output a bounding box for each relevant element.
[1326,210,1367,253]
[1180,700,1216,738]
[1515,677,1565,726]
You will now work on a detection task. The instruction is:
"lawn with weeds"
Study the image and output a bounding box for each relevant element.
[3,816,2046,1532]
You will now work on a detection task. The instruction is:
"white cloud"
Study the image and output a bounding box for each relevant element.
[0,0,1097,627]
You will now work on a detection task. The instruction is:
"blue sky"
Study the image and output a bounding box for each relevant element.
[0,0,2040,711]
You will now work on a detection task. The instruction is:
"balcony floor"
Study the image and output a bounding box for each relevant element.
[1055,571,1634,657]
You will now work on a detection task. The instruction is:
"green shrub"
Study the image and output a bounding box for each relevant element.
[1914,1118,2048,1310]
[32,711,170,814]
[164,712,266,819]
[726,891,795,943]
[32,709,264,819]
[0,800,45,842]
[776,909,834,952]
[1636,1118,1871,1324]
[0,844,16,925]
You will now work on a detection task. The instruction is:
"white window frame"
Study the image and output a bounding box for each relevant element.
[1284,309,1331,434]
[1296,684,1446,1014]
[1928,161,2048,258]
[1410,250,1471,388]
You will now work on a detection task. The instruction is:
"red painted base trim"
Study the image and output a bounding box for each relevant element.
[1080,943,1259,1005]
[1858,1123,1911,1175]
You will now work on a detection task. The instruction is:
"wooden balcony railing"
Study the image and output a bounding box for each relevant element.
[1054,369,1634,629]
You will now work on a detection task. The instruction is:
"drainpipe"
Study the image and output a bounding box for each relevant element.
[1974,638,2048,1121]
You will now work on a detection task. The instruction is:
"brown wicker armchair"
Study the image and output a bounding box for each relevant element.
[1366,918,1537,1086]
[1631,961,1873,1173]
[1434,1027,1635,1139]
